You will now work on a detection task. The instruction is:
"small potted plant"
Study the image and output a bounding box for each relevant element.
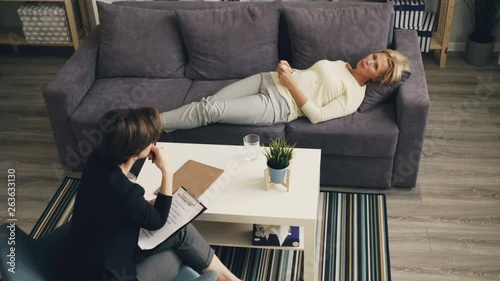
[263,138,295,184]
[463,0,500,66]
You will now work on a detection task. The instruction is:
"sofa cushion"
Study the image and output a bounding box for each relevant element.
[283,3,394,69]
[358,71,411,112]
[181,79,238,104]
[286,99,399,157]
[176,4,280,80]
[174,123,286,147]
[174,80,286,144]
[71,78,191,159]
[96,2,186,79]
[113,1,395,65]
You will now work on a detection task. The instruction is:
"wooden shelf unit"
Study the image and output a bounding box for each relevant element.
[336,0,456,68]
[0,0,91,50]
[430,0,455,67]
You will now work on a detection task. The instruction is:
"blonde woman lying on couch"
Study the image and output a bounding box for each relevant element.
[161,49,410,132]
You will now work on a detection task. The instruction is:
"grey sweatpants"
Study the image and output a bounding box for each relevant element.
[161,73,290,132]
[136,224,214,281]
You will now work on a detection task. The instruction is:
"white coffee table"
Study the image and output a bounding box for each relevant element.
[136,142,321,281]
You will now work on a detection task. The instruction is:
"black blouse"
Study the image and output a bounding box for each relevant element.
[65,152,172,281]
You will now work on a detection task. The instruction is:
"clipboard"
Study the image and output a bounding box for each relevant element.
[139,186,207,250]
[155,160,224,199]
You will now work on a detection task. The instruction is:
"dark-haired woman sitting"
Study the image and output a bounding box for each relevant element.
[65,107,241,281]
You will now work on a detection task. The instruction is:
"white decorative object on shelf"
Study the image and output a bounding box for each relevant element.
[17,0,82,44]
[394,0,455,67]
[394,0,425,30]
[417,12,437,53]
[393,0,437,53]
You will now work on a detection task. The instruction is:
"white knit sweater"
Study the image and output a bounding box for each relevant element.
[270,60,366,124]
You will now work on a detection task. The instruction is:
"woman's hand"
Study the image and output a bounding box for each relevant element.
[278,62,296,89]
[276,60,294,74]
[149,145,173,174]
[277,60,308,108]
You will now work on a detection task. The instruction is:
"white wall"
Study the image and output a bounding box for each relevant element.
[88,0,103,29]
[88,0,159,29]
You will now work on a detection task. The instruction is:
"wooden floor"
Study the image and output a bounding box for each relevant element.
[0,48,499,280]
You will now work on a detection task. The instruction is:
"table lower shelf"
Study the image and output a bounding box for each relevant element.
[430,32,443,50]
[192,220,304,251]
[0,27,84,47]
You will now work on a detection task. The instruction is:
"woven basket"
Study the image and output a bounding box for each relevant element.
[17,1,82,44]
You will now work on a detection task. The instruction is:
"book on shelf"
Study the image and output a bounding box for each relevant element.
[252,224,300,247]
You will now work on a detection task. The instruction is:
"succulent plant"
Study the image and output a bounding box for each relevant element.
[263,138,295,170]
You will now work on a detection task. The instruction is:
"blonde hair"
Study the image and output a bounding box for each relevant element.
[377,49,411,85]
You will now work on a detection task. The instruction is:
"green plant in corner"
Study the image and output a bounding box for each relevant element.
[463,0,500,65]
[263,138,295,170]
[463,0,500,44]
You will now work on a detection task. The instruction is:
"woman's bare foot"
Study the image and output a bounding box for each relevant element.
[203,255,242,281]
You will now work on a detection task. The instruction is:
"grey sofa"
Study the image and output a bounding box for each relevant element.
[43,1,429,188]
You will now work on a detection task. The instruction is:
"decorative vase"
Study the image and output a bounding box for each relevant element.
[268,166,288,184]
[464,35,495,66]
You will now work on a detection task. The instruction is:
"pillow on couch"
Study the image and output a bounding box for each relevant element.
[358,71,411,112]
[96,2,186,78]
[176,4,280,80]
[283,4,394,69]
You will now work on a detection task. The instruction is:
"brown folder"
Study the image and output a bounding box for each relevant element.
[155,160,224,199]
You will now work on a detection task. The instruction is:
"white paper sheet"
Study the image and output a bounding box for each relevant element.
[138,187,206,250]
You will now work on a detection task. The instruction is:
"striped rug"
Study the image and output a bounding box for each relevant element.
[31,177,391,281]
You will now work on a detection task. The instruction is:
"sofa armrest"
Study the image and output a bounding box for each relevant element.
[391,29,430,187]
[43,27,101,169]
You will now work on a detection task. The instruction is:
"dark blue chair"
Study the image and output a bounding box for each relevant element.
[0,223,215,281]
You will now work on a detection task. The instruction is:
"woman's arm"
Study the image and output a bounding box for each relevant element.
[157,170,174,196]
[150,145,173,196]
[110,175,172,231]
[146,145,174,225]
[277,61,308,108]
[277,60,357,124]
[301,94,353,124]
[278,61,330,123]
[112,145,175,230]
[148,169,173,206]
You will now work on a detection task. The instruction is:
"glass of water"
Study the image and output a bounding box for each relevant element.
[243,134,260,161]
